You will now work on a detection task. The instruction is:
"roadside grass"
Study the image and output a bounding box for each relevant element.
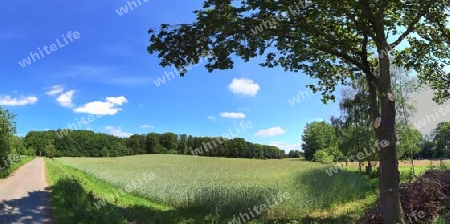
[0,156,33,179]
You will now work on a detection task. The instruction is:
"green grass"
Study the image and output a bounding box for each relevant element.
[0,156,33,179]
[50,155,449,223]
[55,155,377,222]
[45,158,218,223]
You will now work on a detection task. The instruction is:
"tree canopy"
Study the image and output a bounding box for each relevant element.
[0,107,16,159]
[147,0,450,222]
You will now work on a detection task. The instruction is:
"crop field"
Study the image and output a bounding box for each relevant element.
[56,155,377,220]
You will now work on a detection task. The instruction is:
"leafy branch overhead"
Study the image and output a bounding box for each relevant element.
[148,0,449,104]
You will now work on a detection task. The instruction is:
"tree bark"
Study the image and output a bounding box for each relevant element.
[377,53,404,223]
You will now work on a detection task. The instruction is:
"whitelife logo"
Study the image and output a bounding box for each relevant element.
[18,31,81,68]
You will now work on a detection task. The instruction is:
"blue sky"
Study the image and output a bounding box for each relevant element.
[1,0,342,151]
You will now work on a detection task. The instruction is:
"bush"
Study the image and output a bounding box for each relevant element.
[153,146,168,154]
[44,144,57,158]
[312,150,334,164]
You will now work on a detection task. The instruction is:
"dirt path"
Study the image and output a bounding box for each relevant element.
[0,158,51,224]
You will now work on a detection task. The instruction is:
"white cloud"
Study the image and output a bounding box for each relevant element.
[269,141,302,152]
[74,96,128,115]
[140,124,154,129]
[46,85,76,108]
[228,78,260,97]
[106,96,127,105]
[56,90,75,108]
[254,127,286,137]
[207,116,216,121]
[103,126,132,138]
[220,112,246,119]
[45,85,64,96]
[0,95,38,106]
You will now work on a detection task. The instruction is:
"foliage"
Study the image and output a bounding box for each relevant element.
[288,150,302,158]
[0,107,16,160]
[24,130,283,159]
[432,122,450,158]
[312,150,335,164]
[302,121,338,161]
[147,1,450,221]
[0,156,33,179]
[396,125,422,159]
[44,144,57,158]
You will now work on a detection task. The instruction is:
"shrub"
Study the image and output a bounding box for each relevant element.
[312,150,334,164]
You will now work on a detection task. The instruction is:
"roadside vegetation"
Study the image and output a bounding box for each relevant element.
[0,156,34,179]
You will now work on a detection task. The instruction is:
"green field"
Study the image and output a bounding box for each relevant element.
[53,155,379,222]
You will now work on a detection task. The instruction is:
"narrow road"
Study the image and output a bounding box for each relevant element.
[0,158,51,224]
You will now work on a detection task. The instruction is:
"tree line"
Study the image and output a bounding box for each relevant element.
[18,130,284,159]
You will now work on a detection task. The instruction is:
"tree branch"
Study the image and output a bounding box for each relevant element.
[390,2,437,48]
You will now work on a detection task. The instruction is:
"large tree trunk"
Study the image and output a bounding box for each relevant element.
[377,54,404,223]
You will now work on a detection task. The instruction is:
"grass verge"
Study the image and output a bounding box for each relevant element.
[0,156,33,179]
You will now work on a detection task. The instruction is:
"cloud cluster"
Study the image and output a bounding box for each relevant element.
[46,85,75,108]
[220,112,246,119]
[254,127,286,137]
[0,95,38,106]
[74,96,128,115]
[103,126,132,138]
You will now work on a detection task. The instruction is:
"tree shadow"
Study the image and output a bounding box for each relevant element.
[49,177,273,224]
[0,189,51,224]
[293,167,375,207]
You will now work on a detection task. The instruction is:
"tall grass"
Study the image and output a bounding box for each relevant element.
[56,155,376,219]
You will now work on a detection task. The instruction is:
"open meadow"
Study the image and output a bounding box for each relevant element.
[53,155,378,223]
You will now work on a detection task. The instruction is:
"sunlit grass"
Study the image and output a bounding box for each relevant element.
[56,155,375,219]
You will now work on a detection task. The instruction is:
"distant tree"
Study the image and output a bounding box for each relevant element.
[159,132,178,151]
[10,136,25,155]
[418,135,434,159]
[288,150,301,158]
[432,122,450,159]
[0,107,16,160]
[101,146,110,157]
[44,144,56,158]
[126,134,147,154]
[178,134,188,154]
[396,126,422,160]
[338,80,376,173]
[146,133,161,154]
[302,121,339,161]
